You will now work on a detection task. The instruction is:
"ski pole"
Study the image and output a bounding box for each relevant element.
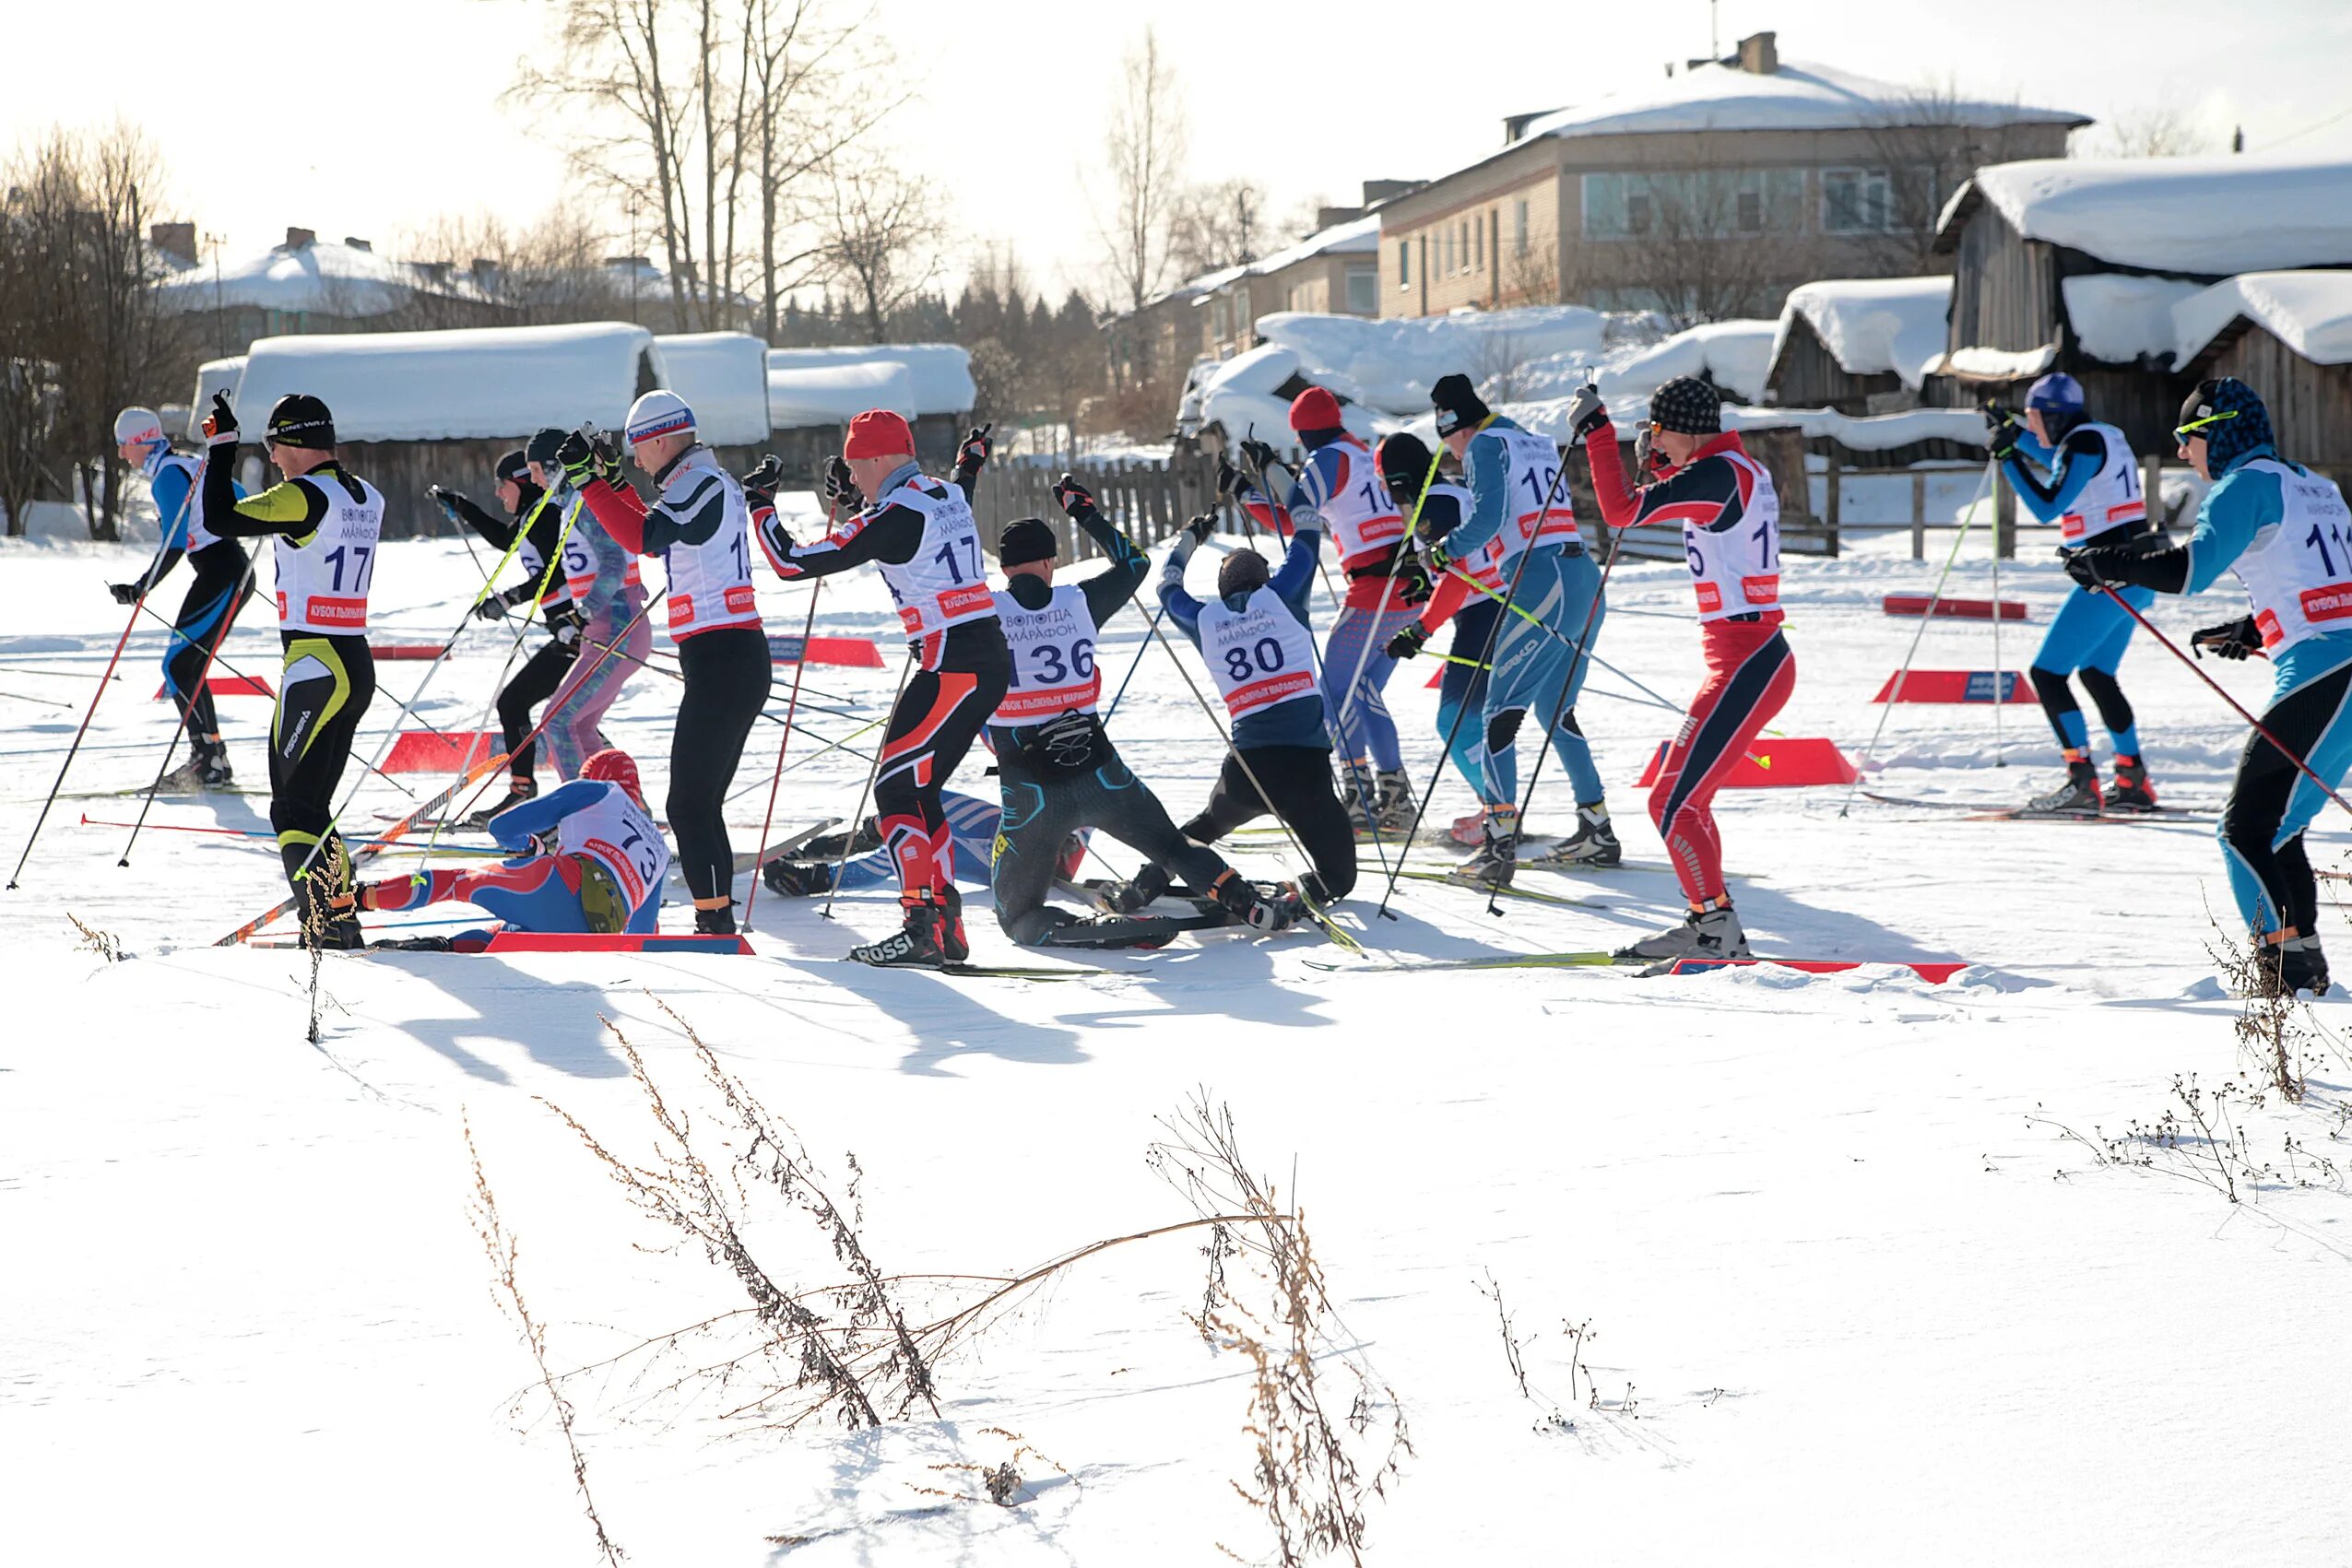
[721,715,884,808]
[743,579,826,931]
[820,650,916,923]
[2097,586,2352,822]
[1838,456,1997,817]
[1991,474,2006,767]
[82,812,503,854]
[117,560,257,866]
[0,688,71,710]
[6,592,147,889]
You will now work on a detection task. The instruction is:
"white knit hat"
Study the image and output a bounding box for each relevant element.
[113,407,167,449]
[624,389,695,444]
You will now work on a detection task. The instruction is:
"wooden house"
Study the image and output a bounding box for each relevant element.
[2173,271,2352,482]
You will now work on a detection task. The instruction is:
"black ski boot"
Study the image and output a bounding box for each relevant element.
[1341,760,1379,838]
[2107,755,2158,812]
[761,857,836,898]
[159,750,211,791]
[694,902,739,937]
[197,742,235,789]
[1211,870,1302,933]
[1104,863,1171,915]
[806,817,886,861]
[2028,759,2102,814]
[850,892,951,968]
[1373,768,1418,835]
[2255,934,2331,997]
[937,882,972,963]
[1540,801,1621,867]
[466,776,538,829]
[1448,805,1519,889]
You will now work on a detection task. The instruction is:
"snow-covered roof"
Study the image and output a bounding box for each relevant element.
[2060,275,2205,365]
[1771,277,1950,391]
[1254,307,1608,417]
[1590,319,1778,405]
[2174,270,2352,369]
[1941,157,2352,276]
[763,345,975,427]
[152,238,474,319]
[652,332,771,446]
[1182,344,1393,450]
[1516,59,2084,142]
[1938,343,2060,383]
[186,357,245,438]
[1245,215,1383,278]
[231,323,664,443]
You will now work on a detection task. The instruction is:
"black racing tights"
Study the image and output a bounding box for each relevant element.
[270,631,376,924]
[1182,743,1358,902]
[498,635,580,781]
[671,626,774,902]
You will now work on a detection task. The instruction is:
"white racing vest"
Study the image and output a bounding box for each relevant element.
[1309,437,1405,572]
[2230,458,2352,653]
[655,448,759,640]
[1491,425,1580,562]
[557,780,669,915]
[515,493,576,608]
[992,584,1101,725]
[1198,588,1319,722]
[2057,421,2147,546]
[1684,451,1783,622]
[869,474,997,640]
[155,454,222,552]
[1422,480,1502,593]
[274,467,384,633]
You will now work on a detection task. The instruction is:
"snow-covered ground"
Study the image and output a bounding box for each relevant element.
[7,515,2352,1565]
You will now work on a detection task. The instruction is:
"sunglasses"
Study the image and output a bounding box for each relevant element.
[2173,409,2238,445]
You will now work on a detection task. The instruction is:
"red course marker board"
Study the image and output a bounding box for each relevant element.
[370,643,446,661]
[1883,594,2027,621]
[384,729,501,773]
[484,930,754,955]
[1634,737,1857,788]
[768,634,886,668]
[156,673,273,700]
[1872,669,2038,704]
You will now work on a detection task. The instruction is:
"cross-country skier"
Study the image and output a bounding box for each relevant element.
[1986,372,2161,813]
[1152,507,1357,904]
[988,484,1302,947]
[1385,373,1612,887]
[1227,386,1424,835]
[755,413,1010,964]
[2065,377,2352,997]
[1574,376,1795,963]
[358,749,669,941]
[429,449,586,822]
[196,390,380,949]
[562,390,771,936]
[527,426,650,778]
[108,406,252,789]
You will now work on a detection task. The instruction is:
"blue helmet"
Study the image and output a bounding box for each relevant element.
[2025,372,2084,417]
[2178,377,2273,474]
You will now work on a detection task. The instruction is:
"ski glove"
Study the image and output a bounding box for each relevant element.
[821,455,863,514]
[2192,616,2262,661]
[1185,510,1219,545]
[1633,426,1658,476]
[1565,384,1609,445]
[427,484,466,517]
[1215,457,1251,501]
[108,580,145,605]
[1238,437,1280,477]
[1052,474,1098,519]
[955,423,993,475]
[202,391,238,444]
[1393,548,1433,606]
[1983,405,2022,461]
[1386,620,1432,661]
[547,601,585,646]
[2065,542,2187,595]
[474,594,508,621]
[554,430,599,489]
[739,454,783,513]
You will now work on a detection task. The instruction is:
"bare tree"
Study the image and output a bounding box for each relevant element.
[2075,104,2221,159]
[1606,173,1792,328]
[396,209,628,325]
[1098,27,1187,312]
[809,161,946,344]
[1855,83,2053,271]
[1167,176,1270,278]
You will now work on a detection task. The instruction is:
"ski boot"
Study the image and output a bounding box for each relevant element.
[761,856,835,898]
[1341,760,1379,838]
[197,743,235,788]
[301,882,366,951]
[1211,870,1302,933]
[694,902,739,937]
[850,890,951,968]
[808,817,887,861]
[1448,805,1520,890]
[1104,863,1172,915]
[466,776,538,829]
[2253,933,2331,998]
[158,750,211,791]
[1541,801,1621,867]
[1057,831,1090,882]
[2107,755,2158,812]
[2027,759,2102,814]
[1371,769,1417,835]
[936,882,972,963]
[1614,901,1748,965]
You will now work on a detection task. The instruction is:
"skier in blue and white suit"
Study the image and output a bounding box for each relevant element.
[106,407,252,789]
[2065,377,2352,997]
[1987,371,2162,813]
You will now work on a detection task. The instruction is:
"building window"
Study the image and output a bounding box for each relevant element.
[1514,199,1530,255]
[1474,213,1485,270]
[1737,189,1763,232]
[1345,265,1377,314]
[1625,191,1653,237]
[1582,170,1804,240]
[1823,168,1896,233]
[1398,240,1411,287]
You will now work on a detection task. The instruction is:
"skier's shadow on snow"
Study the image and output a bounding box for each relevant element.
[359,955,630,1083]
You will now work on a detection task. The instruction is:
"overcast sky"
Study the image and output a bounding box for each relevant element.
[17,0,2352,304]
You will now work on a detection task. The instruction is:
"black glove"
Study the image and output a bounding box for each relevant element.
[1386,620,1432,660]
[547,601,585,646]
[2192,617,2262,661]
[1983,405,2021,461]
[1394,548,1433,607]
[739,454,783,512]
[555,430,598,489]
[1238,437,1279,477]
[2063,548,2125,590]
[1052,473,1098,519]
[2065,541,2186,594]
[1216,457,1249,501]
[1185,510,1218,545]
[427,484,466,516]
[590,433,623,486]
[474,593,508,621]
[956,423,993,473]
[109,579,144,605]
[821,455,863,513]
[1565,383,1609,445]
[529,829,561,859]
[203,391,238,443]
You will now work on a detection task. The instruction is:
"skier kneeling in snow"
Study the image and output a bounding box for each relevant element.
[358,749,670,947]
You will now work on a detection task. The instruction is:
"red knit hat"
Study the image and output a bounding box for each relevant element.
[1288,385,1343,433]
[844,408,916,460]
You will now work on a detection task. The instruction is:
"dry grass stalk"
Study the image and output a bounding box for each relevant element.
[66,911,124,961]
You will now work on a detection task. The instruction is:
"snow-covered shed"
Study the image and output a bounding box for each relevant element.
[232,323,666,536]
[151,228,504,342]
[1765,277,1950,413]
[762,345,975,477]
[652,332,772,452]
[1929,156,2352,450]
[185,357,245,439]
[2174,271,2352,475]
